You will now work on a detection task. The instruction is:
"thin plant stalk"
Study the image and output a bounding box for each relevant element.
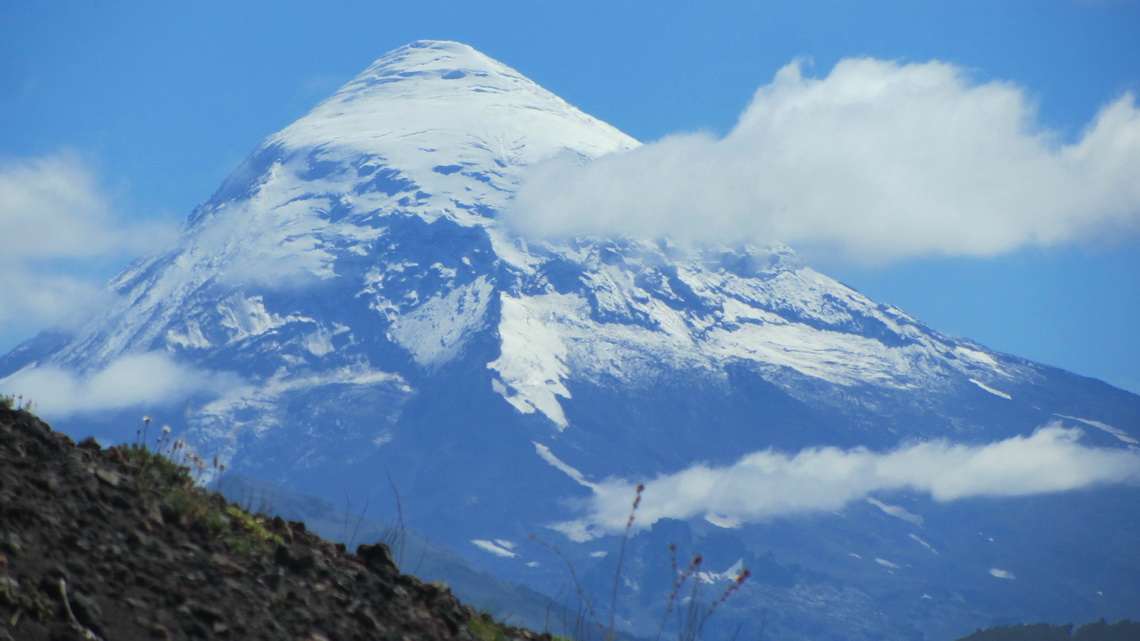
[607,483,644,641]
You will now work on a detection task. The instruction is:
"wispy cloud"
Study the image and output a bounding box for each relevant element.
[0,151,176,344]
[507,58,1140,265]
[0,352,241,417]
[556,424,1140,540]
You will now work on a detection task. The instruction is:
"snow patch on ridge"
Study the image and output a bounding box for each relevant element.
[1057,414,1139,445]
[390,277,494,368]
[534,442,596,489]
[867,497,925,526]
[488,293,576,428]
[908,534,938,554]
[705,513,743,529]
[876,558,901,570]
[218,295,285,342]
[707,322,912,387]
[166,321,211,350]
[970,378,1012,400]
[472,540,518,558]
[696,559,747,584]
[955,346,999,366]
[302,327,335,357]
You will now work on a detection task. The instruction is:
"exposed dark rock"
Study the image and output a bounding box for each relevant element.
[0,407,552,641]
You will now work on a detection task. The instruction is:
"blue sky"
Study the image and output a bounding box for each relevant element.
[1,0,1138,392]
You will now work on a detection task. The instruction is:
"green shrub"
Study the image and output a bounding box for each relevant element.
[225,505,284,547]
[468,612,512,641]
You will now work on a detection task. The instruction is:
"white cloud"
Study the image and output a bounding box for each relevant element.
[0,352,240,417]
[507,58,1140,265]
[0,151,176,345]
[0,267,112,336]
[0,151,140,259]
[557,425,1140,540]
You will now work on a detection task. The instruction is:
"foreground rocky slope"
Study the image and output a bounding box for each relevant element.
[0,404,550,641]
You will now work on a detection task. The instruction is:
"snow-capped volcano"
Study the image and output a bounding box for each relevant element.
[3,41,1139,641]
[40,41,634,369]
[202,39,636,237]
[270,40,636,172]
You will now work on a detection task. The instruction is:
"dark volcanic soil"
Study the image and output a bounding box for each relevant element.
[0,406,549,641]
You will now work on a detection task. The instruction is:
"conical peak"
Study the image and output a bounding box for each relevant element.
[268,41,637,165]
[320,39,543,116]
[354,39,522,85]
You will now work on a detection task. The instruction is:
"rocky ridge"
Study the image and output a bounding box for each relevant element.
[0,404,550,641]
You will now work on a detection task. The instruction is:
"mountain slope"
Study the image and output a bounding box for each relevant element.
[0,404,555,641]
[2,40,1139,641]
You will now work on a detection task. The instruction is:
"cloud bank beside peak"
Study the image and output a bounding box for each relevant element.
[506,58,1140,264]
[0,152,178,343]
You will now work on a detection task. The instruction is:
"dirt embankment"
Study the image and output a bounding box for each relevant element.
[0,406,548,641]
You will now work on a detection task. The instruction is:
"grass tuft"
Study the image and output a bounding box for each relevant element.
[118,416,283,557]
[468,611,512,641]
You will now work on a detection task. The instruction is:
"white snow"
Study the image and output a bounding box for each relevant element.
[218,294,285,342]
[955,346,999,367]
[303,327,335,356]
[485,227,539,273]
[389,277,493,368]
[533,442,595,488]
[867,497,925,526]
[908,533,938,554]
[488,293,576,428]
[694,559,746,585]
[472,540,519,558]
[706,321,908,387]
[270,40,638,227]
[705,513,743,529]
[1056,414,1139,445]
[875,558,901,569]
[548,521,595,543]
[970,378,1012,400]
[165,321,212,350]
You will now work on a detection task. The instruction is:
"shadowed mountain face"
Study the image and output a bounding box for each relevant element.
[3,41,1139,641]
